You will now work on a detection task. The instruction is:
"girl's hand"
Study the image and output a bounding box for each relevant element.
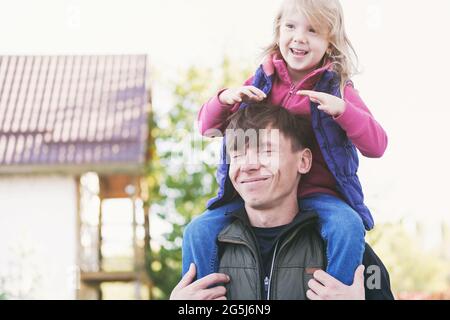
[298,90,346,117]
[219,86,267,105]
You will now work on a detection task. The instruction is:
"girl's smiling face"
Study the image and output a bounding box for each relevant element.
[278,9,330,83]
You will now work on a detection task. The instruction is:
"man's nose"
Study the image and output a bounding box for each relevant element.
[241,150,261,172]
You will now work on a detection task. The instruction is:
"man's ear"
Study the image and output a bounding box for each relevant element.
[297,148,312,174]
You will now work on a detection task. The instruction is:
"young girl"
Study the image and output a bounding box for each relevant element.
[183,0,388,286]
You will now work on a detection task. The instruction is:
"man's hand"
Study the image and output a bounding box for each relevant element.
[219,86,267,105]
[298,90,346,117]
[170,263,230,300]
[307,265,365,300]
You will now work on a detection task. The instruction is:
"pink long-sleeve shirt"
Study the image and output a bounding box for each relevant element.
[198,54,388,199]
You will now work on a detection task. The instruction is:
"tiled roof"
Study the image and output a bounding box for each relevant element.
[0,55,149,173]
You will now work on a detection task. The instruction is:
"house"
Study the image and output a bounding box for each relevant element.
[0,55,152,299]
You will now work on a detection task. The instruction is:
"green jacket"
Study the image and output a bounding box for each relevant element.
[218,209,326,300]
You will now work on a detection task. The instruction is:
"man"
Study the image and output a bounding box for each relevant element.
[171,103,394,300]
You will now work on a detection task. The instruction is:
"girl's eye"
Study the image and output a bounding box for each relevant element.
[285,23,294,29]
[309,28,317,34]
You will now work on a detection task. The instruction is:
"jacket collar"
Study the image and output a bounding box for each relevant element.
[219,205,319,242]
[266,53,332,88]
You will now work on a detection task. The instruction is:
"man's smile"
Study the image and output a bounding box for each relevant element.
[239,176,271,185]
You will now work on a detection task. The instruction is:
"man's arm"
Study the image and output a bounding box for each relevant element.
[362,243,395,300]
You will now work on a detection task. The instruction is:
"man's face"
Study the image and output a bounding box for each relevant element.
[228,128,310,210]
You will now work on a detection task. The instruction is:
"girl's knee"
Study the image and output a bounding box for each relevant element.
[321,210,365,239]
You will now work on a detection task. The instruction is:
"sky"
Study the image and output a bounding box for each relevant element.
[1,0,450,226]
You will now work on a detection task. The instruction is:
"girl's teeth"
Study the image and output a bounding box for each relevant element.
[291,49,306,55]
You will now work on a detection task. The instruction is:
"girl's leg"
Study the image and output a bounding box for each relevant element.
[182,200,243,279]
[300,194,365,286]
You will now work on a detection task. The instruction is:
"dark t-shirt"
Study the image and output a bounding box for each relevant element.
[252,224,289,278]
[252,224,394,300]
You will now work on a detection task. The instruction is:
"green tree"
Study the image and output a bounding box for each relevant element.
[145,58,253,299]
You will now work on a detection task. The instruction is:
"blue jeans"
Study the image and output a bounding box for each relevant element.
[299,194,365,285]
[182,194,365,286]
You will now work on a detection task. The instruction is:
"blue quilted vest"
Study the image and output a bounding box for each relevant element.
[206,65,374,230]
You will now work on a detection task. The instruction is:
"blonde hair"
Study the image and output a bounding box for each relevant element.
[262,0,358,93]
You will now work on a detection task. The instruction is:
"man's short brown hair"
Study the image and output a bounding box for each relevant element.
[226,103,313,152]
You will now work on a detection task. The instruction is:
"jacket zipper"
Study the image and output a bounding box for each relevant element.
[282,83,296,107]
[288,83,296,96]
[266,220,317,299]
[265,240,279,300]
